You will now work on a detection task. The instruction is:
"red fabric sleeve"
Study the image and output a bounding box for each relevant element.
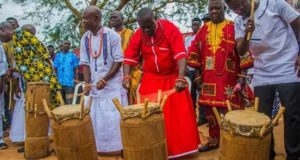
[163,20,187,61]
[187,27,203,68]
[124,29,142,67]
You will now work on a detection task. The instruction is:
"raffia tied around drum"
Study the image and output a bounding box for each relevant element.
[112,90,169,160]
[43,95,97,160]
[215,98,285,160]
[24,82,51,159]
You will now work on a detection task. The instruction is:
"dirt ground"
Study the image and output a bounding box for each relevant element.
[0,112,286,160]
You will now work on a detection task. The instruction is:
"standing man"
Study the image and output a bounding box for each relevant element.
[0,34,9,150]
[225,0,300,159]
[53,40,79,104]
[81,6,128,154]
[109,11,134,52]
[188,0,241,152]
[185,17,201,51]
[47,45,55,61]
[2,17,20,131]
[109,11,141,105]
[123,7,200,158]
[0,22,61,108]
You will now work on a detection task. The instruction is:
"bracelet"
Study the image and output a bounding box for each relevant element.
[122,75,132,80]
[101,79,107,85]
[176,76,186,81]
[176,77,188,84]
[193,76,201,83]
[177,76,185,79]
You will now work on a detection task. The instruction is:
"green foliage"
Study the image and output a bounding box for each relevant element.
[11,0,207,48]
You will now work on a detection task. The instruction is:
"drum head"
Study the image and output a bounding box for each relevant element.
[123,103,161,119]
[27,81,50,85]
[52,105,87,122]
[225,110,270,127]
[52,105,81,116]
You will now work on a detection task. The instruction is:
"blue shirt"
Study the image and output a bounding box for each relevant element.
[234,0,300,87]
[53,51,79,87]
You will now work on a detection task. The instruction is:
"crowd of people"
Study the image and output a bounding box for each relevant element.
[0,0,300,159]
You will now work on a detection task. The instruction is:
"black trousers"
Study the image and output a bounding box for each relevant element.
[186,69,206,122]
[60,86,74,105]
[254,82,300,160]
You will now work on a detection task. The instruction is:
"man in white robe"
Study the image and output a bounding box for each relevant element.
[9,72,25,143]
[80,6,128,153]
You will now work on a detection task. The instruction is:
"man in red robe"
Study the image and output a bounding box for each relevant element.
[188,0,241,152]
[123,7,200,158]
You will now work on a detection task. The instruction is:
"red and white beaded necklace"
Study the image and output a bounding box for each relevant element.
[88,28,104,58]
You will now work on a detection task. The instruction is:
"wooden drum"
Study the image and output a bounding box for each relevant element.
[25,82,50,159]
[43,99,98,160]
[113,99,167,160]
[219,110,271,160]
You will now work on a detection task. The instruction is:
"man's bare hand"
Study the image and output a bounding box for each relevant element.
[84,84,92,96]
[245,18,255,33]
[175,81,187,92]
[122,79,131,90]
[96,80,106,90]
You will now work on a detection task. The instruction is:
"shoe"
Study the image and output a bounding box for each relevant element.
[17,146,24,153]
[197,119,208,126]
[0,143,8,150]
[198,144,218,152]
[198,138,219,152]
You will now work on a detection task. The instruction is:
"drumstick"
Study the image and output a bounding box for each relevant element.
[254,97,259,112]
[83,83,97,88]
[57,91,65,105]
[160,95,168,111]
[212,107,222,125]
[260,106,286,137]
[271,106,285,127]
[112,98,124,119]
[259,121,269,137]
[226,100,232,111]
[157,89,162,104]
[247,0,255,40]
[8,79,12,110]
[42,99,53,119]
[143,98,149,117]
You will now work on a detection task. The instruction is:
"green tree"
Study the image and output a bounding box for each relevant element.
[11,0,207,48]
